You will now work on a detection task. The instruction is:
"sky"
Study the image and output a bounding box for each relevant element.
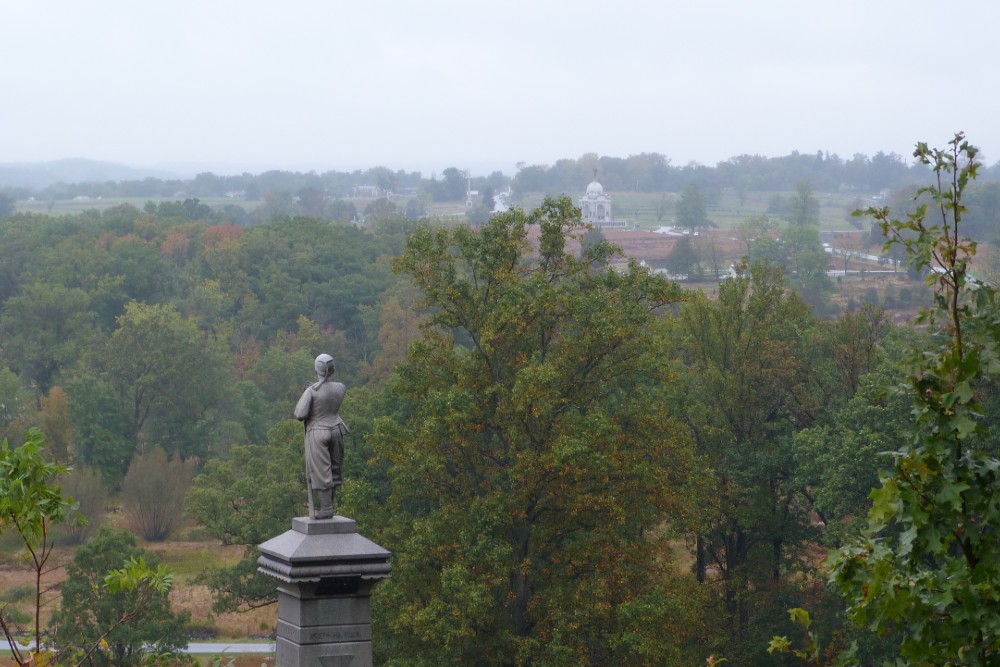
[3,1,999,178]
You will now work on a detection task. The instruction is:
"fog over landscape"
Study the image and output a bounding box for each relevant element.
[4,0,1000,177]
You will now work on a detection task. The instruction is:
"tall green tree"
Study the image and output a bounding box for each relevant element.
[64,375,133,486]
[670,262,823,661]
[185,421,306,612]
[371,197,700,666]
[676,183,709,231]
[665,236,701,278]
[787,180,820,226]
[829,134,1000,664]
[92,301,229,458]
[780,223,833,311]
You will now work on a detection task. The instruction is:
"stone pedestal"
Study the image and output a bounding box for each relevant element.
[258,516,391,667]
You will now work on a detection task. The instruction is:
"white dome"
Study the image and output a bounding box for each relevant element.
[586,179,604,196]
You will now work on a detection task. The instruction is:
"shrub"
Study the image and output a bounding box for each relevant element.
[55,467,108,545]
[121,448,194,541]
[0,606,31,626]
[0,584,35,604]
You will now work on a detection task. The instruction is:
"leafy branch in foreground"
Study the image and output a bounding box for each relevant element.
[0,429,82,667]
[830,133,1000,665]
[0,430,181,667]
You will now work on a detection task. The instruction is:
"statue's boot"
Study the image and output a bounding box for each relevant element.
[315,488,335,520]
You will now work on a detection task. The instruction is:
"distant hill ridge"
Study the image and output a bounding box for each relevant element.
[0,158,179,189]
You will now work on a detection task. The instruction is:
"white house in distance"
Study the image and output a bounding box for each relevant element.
[579,173,630,230]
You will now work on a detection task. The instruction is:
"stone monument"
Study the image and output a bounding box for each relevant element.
[259,355,391,667]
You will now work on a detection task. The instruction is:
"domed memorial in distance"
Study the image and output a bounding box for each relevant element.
[578,171,631,229]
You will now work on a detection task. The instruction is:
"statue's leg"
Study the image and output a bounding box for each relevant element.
[315,488,335,519]
[306,429,334,489]
[330,426,345,490]
[308,429,336,519]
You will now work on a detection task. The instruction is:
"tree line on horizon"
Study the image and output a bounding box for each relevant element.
[9,148,1000,209]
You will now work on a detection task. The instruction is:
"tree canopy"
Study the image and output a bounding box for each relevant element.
[370,197,700,665]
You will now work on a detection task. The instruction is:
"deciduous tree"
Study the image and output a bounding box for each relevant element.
[92,301,228,458]
[50,528,190,667]
[829,134,1000,665]
[787,181,820,226]
[677,183,709,231]
[185,421,306,612]
[371,197,699,665]
[670,262,822,660]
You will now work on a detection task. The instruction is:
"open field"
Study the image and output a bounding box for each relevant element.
[13,187,875,232]
[0,538,276,646]
[14,196,256,216]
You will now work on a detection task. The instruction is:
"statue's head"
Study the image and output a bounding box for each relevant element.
[314,354,335,380]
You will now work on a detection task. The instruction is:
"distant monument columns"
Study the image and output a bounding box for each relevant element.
[580,170,630,229]
[259,516,391,667]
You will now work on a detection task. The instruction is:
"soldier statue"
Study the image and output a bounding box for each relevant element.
[294,354,348,520]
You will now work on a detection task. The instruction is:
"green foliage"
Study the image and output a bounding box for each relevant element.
[93,301,229,459]
[767,609,841,667]
[64,375,133,486]
[792,365,909,540]
[373,197,699,665]
[0,205,419,477]
[670,262,829,661]
[665,235,701,278]
[185,421,306,612]
[0,585,35,605]
[829,134,1000,664]
[677,183,709,230]
[0,429,82,664]
[749,224,831,312]
[230,217,393,341]
[50,528,190,667]
[0,365,36,445]
[0,281,96,391]
[0,429,81,553]
[0,432,169,667]
[786,181,820,226]
[0,606,31,627]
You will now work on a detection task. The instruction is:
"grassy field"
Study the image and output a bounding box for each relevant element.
[13,187,871,233]
[606,189,866,231]
[15,196,257,216]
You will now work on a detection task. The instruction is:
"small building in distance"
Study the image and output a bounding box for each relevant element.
[579,173,631,230]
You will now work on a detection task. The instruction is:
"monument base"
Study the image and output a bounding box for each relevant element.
[259,516,391,667]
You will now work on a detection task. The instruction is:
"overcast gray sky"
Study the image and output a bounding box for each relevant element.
[3,1,998,177]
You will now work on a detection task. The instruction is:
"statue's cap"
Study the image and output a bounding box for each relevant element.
[315,354,335,376]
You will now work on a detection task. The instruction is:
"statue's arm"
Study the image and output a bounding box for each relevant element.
[293,388,312,421]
